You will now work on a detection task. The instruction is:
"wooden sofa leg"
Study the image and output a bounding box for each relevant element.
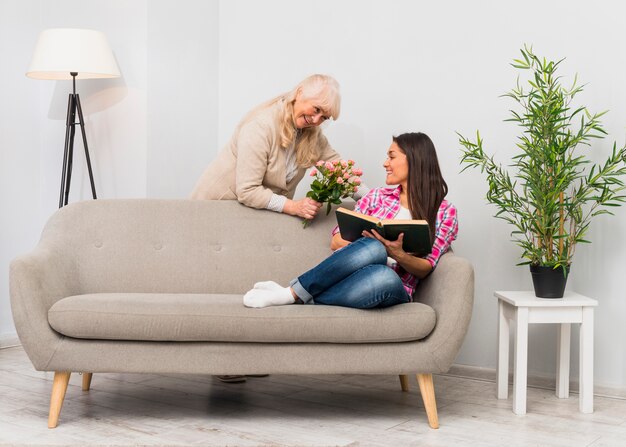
[399,374,410,392]
[416,373,439,429]
[82,373,93,391]
[48,371,71,429]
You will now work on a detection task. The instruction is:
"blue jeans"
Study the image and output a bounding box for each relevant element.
[290,237,411,308]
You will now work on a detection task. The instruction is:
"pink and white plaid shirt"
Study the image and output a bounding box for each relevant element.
[332,186,458,297]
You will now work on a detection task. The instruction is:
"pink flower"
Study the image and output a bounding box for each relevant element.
[301,159,362,229]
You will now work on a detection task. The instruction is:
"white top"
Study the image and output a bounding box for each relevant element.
[284,142,299,183]
[386,206,411,267]
[395,206,412,220]
[494,291,598,307]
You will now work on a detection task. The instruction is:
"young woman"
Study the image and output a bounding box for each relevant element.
[191,74,346,223]
[243,132,458,309]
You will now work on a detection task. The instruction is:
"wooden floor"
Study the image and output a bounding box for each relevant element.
[1,346,625,446]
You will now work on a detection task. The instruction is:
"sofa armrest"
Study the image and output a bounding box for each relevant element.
[412,253,474,372]
[10,247,79,370]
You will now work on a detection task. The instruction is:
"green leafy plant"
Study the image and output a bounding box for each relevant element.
[459,45,626,269]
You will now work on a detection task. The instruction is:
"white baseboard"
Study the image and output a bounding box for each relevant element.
[0,332,20,349]
[443,363,626,400]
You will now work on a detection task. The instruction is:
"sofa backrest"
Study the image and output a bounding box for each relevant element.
[39,199,338,295]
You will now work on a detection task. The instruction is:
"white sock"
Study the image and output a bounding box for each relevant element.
[243,286,295,308]
[253,280,286,291]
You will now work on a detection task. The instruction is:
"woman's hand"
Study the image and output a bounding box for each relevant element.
[364,230,433,279]
[363,230,407,261]
[284,198,322,220]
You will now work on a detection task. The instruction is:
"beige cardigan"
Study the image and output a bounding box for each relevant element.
[190,100,341,209]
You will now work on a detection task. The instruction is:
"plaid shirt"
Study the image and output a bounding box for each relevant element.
[332,186,458,297]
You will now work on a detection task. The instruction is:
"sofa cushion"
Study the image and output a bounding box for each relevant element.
[48,293,436,343]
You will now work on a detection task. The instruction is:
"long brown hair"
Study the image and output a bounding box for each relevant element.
[393,132,448,243]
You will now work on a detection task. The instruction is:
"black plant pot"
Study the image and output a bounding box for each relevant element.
[530,265,570,298]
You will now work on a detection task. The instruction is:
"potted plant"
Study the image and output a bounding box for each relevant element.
[458,46,626,298]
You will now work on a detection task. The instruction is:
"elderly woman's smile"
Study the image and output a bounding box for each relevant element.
[293,97,330,129]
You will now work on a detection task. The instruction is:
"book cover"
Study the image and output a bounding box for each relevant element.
[335,207,432,255]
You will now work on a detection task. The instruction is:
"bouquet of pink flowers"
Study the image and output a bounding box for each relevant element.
[303,159,363,228]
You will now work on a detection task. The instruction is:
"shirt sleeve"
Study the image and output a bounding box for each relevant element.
[424,202,458,269]
[266,193,287,212]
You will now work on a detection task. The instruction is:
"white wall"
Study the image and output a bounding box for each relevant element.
[0,0,42,344]
[146,0,219,199]
[0,0,149,342]
[1,0,625,389]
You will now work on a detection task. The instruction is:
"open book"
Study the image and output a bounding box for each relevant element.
[335,207,432,255]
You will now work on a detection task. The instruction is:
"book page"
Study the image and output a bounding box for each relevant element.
[336,207,380,224]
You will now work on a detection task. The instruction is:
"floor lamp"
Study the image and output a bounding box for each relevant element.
[26,28,121,208]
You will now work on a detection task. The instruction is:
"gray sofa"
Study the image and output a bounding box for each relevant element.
[10,199,474,429]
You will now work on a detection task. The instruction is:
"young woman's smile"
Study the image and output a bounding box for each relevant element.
[383,142,409,187]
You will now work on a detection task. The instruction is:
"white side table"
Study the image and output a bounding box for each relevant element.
[495,291,598,415]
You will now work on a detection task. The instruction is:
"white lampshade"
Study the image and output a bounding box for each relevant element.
[26,28,120,80]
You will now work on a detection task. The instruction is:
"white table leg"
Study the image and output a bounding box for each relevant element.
[497,300,510,399]
[513,307,529,415]
[579,307,594,413]
[556,323,571,398]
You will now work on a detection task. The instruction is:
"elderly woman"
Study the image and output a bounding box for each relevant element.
[191,74,344,222]
[192,75,348,384]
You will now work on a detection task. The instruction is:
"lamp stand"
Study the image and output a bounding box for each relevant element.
[59,72,97,208]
